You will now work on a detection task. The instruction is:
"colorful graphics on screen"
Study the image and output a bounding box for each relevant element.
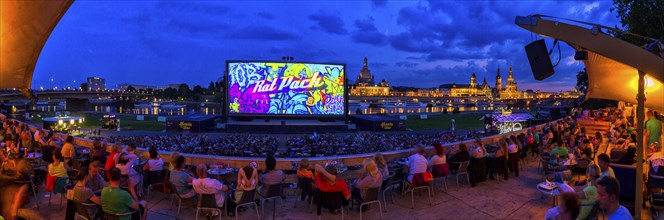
[227,62,345,115]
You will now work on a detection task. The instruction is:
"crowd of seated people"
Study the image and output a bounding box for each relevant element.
[103,135,279,157]
[286,131,486,157]
[4,108,656,220]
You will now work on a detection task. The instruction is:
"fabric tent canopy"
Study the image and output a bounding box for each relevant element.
[515,16,664,113]
[0,0,73,95]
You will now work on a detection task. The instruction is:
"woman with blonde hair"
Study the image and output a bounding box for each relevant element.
[351,158,382,210]
[374,153,389,180]
[169,151,180,171]
[574,164,601,220]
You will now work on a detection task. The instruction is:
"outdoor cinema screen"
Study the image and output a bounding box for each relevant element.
[227,61,345,115]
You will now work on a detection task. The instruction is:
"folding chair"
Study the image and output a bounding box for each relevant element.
[259,183,283,220]
[169,181,197,216]
[354,187,382,220]
[195,193,224,220]
[74,201,97,220]
[431,164,449,193]
[449,161,470,188]
[404,173,432,209]
[230,189,260,220]
[315,190,345,220]
[104,210,138,220]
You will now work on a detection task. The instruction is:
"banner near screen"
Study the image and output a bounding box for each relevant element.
[228,62,345,115]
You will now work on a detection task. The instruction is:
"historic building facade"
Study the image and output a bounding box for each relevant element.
[446,65,531,99]
[447,73,493,97]
[350,57,390,96]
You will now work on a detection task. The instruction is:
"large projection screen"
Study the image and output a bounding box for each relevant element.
[226,61,347,117]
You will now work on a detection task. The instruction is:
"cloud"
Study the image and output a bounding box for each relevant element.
[257,12,275,20]
[395,61,418,68]
[371,62,389,69]
[308,12,348,35]
[351,17,388,46]
[372,0,387,8]
[226,25,300,41]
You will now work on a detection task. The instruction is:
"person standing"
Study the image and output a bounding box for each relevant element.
[645,110,662,152]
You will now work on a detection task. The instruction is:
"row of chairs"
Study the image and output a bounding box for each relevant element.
[75,161,471,220]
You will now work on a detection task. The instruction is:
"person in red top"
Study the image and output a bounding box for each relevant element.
[314,163,350,213]
[104,143,122,180]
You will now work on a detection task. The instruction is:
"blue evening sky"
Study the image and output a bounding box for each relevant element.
[33,0,620,92]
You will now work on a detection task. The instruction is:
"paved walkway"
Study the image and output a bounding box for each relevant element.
[15,153,656,219]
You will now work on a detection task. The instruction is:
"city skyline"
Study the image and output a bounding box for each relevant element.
[33,0,620,92]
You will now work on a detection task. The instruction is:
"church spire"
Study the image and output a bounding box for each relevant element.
[363,57,368,68]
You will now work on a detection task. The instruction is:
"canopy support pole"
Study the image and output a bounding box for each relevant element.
[636,70,646,219]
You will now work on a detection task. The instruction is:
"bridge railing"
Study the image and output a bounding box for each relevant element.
[0,113,558,170]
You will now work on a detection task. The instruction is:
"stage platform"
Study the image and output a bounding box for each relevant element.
[222,119,353,134]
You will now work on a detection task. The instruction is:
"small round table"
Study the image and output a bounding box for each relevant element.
[208,167,236,182]
[537,181,562,207]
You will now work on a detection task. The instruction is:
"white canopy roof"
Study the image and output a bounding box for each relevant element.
[515,16,664,112]
[0,0,73,94]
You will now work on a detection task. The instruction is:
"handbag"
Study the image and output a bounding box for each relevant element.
[46,173,57,192]
[423,172,433,182]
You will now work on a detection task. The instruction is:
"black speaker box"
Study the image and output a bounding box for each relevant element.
[525,39,555,81]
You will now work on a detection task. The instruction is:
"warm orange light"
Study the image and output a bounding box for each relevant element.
[630,75,662,93]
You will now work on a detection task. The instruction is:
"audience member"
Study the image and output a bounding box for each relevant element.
[314,163,351,213]
[61,135,76,165]
[105,144,122,180]
[192,163,229,217]
[596,177,632,219]
[406,145,428,183]
[351,158,382,211]
[296,158,314,201]
[101,168,147,220]
[374,153,389,180]
[86,161,106,193]
[545,192,580,220]
[645,110,662,151]
[597,153,615,179]
[574,164,600,220]
[92,139,107,164]
[169,155,196,199]
[259,156,285,195]
[72,171,102,219]
[448,143,470,171]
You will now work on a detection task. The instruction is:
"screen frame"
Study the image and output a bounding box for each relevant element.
[224,60,348,119]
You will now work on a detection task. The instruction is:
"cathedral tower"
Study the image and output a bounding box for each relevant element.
[495,68,503,91]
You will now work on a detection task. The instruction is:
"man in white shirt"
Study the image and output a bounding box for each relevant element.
[596,177,631,219]
[407,145,428,183]
[192,164,229,209]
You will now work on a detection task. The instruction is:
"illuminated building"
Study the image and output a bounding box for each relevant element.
[356,57,375,85]
[498,66,524,99]
[446,73,493,97]
[350,57,390,96]
[86,77,106,91]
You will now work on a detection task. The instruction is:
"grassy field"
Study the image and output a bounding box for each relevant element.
[28,112,165,131]
[405,113,486,131]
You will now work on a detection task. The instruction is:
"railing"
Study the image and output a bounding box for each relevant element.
[0,113,557,170]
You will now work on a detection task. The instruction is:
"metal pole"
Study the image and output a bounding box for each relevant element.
[636,70,646,219]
